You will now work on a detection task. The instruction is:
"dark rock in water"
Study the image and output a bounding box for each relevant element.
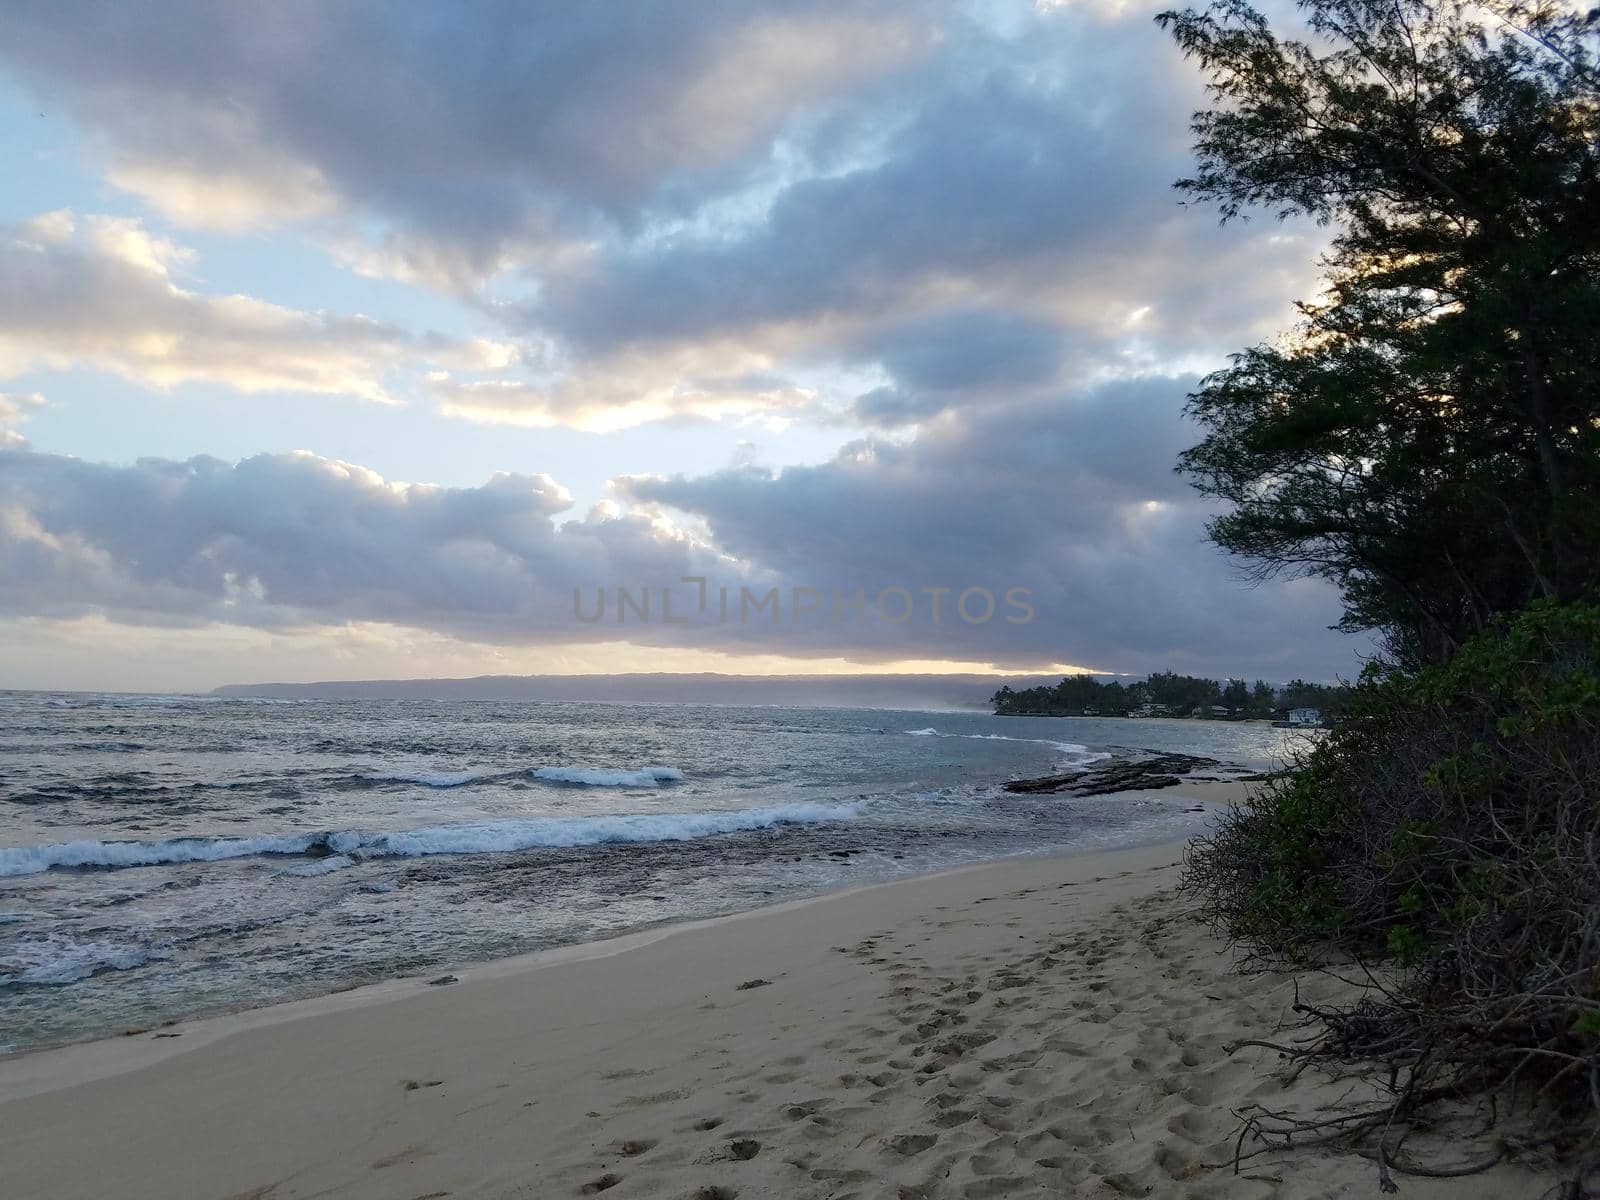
[736,978,772,990]
[427,974,459,986]
[302,837,336,859]
[1004,752,1225,797]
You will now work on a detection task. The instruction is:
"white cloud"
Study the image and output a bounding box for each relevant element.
[107,159,336,233]
[0,390,46,430]
[0,211,433,403]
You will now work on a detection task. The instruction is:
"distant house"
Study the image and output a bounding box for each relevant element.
[1130,703,1172,718]
[1288,707,1322,727]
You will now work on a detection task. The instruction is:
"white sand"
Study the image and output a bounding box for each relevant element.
[0,793,1561,1199]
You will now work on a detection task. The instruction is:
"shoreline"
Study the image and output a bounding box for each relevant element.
[0,818,1557,1199]
[0,778,1253,1073]
[0,839,1150,1104]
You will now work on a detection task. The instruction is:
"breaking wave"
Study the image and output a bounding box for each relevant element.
[0,801,860,878]
[532,765,684,787]
[357,764,686,788]
[0,935,171,987]
[903,728,1109,766]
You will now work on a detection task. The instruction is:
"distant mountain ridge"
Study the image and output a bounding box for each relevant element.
[210,672,1066,710]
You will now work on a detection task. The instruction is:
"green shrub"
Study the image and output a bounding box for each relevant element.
[1185,598,1600,1119]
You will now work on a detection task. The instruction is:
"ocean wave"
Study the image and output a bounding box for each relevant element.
[0,801,858,878]
[903,728,1108,765]
[0,832,323,877]
[41,693,312,710]
[351,802,851,856]
[360,769,487,788]
[356,764,687,788]
[0,935,171,987]
[532,765,684,787]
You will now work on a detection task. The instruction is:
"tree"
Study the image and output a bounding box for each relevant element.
[1159,0,1600,664]
[1250,679,1277,715]
[1222,677,1251,712]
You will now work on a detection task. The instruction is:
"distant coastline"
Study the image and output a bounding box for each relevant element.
[209,671,1067,710]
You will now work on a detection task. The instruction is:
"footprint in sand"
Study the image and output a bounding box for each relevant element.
[881,1132,938,1156]
[621,1088,689,1108]
[600,1066,656,1081]
[579,1174,620,1194]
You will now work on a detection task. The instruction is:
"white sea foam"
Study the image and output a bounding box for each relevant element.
[281,854,355,877]
[532,765,685,787]
[360,764,686,788]
[0,832,322,877]
[0,935,170,986]
[347,802,848,856]
[0,802,856,878]
[903,728,1108,765]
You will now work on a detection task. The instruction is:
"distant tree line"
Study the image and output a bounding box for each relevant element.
[990,672,1350,719]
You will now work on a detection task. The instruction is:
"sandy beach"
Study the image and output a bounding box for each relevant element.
[0,795,1558,1200]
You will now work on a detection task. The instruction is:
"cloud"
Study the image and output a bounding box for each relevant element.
[423,335,818,432]
[497,12,1321,431]
[0,390,46,429]
[1,2,928,270]
[1,2,1322,436]
[0,211,429,402]
[0,446,742,645]
[620,377,1368,678]
[0,4,1367,683]
[105,157,337,234]
[0,375,1368,680]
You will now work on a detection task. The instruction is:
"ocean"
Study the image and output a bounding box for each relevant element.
[0,692,1305,1053]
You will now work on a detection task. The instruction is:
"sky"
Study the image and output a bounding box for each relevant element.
[0,0,1369,692]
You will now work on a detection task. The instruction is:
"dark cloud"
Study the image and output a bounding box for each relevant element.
[1,0,928,281]
[621,377,1367,679]
[875,310,1067,395]
[0,448,724,642]
[535,56,1181,347]
[513,21,1318,426]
